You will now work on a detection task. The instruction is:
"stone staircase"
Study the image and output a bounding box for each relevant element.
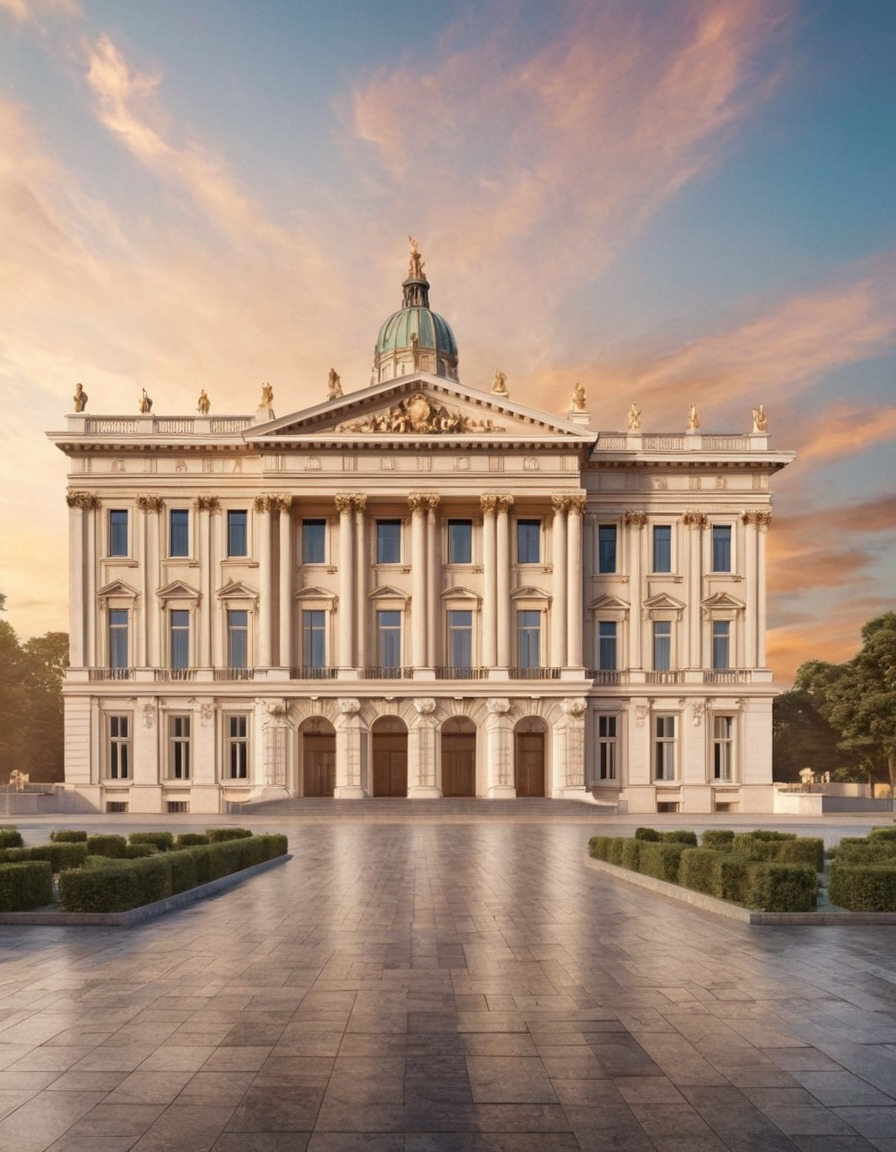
[239,796,604,823]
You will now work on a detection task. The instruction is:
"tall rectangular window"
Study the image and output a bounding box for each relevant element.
[598,525,617,573]
[447,610,473,669]
[227,510,248,557]
[713,715,734,780]
[109,509,128,557]
[712,525,732,572]
[655,716,676,780]
[227,609,249,669]
[653,621,671,671]
[598,621,617,670]
[108,715,130,779]
[447,520,473,564]
[377,610,401,668]
[169,609,190,670]
[109,609,129,673]
[169,715,191,780]
[227,715,249,779]
[302,518,326,564]
[597,715,618,781]
[376,520,401,564]
[712,621,730,670]
[517,520,541,564]
[517,610,541,668]
[302,609,326,668]
[653,525,672,573]
[169,509,189,557]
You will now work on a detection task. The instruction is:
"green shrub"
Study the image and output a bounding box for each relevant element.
[661,830,698,846]
[167,850,199,894]
[679,848,718,895]
[136,856,173,905]
[868,826,896,842]
[260,834,287,860]
[835,837,896,865]
[745,862,817,912]
[0,847,29,863]
[0,827,24,849]
[634,827,661,841]
[175,832,209,847]
[124,843,156,858]
[86,834,129,858]
[27,843,89,872]
[637,841,687,884]
[59,862,143,912]
[747,830,797,842]
[49,829,88,843]
[775,838,824,872]
[239,836,268,868]
[717,855,751,904]
[620,838,641,871]
[206,827,253,843]
[829,863,896,912]
[701,829,735,849]
[0,862,53,910]
[129,831,174,851]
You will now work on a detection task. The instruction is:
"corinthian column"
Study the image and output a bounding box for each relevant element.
[426,495,440,668]
[66,493,98,667]
[495,495,514,668]
[409,494,428,669]
[481,496,497,668]
[276,497,292,669]
[551,495,568,668]
[255,496,273,667]
[335,494,355,670]
[354,498,367,670]
[567,494,586,668]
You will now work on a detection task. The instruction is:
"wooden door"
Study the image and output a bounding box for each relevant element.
[441,731,476,797]
[303,733,336,797]
[372,730,407,796]
[515,732,545,797]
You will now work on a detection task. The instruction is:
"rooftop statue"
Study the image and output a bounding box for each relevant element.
[491,369,508,396]
[197,389,210,414]
[572,382,586,412]
[752,404,768,433]
[628,402,641,430]
[259,382,274,408]
[408,236,425,280]
[328,368,342,399]
[687,403,700,431]
[73,383,87,412]
[139,389,152,414]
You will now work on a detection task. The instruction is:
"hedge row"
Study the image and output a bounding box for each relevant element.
[0,826,24,849]
[0,843,89,871]
[0,862,53,911]
[588,833,819,912]
[58,834,287,913]
[828,831,896,911]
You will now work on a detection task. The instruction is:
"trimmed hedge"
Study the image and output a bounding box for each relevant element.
[834,837,896,865]
[0,862,53,910]
[0,843,88,871]
[701,829,735,850]
[175,833,209,848]
[50,830,88,843]
[86,834,129,858]
[829,864,896,912]
[745,862,817,913]
[0,827,24,849]
[637,841,688,884]
[129,832,174,852]
[206,827,253,843]
[868,826,896,842]
[732,833,823,872]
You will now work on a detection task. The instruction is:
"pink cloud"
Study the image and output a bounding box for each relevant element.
[0,0,78,26]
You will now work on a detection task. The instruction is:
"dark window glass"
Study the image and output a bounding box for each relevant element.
[655,715,676,780]
[170,715,191,779]
[517,520,541,564]
[109,509,128,556]
[227,510,248,557]
[169,509,189,557]
[517,610,541,667]
[598,525,617,573]
[228,715,248,779]
[170,610,189,669]
[109,715,130,779]
[598,715,617,780]
[377,610,401,667]
[302,610,326,668]
[653,525,671,572]
[448,610,473,668]
[712,620,730,670]
[302,519,326,564]
[227,609,249,668]
[109,610,128,669]
[448,520,473,564]
[653,621,671,670]
[598,622,617,670]
[712,525,732,572]
[376,520,401,564]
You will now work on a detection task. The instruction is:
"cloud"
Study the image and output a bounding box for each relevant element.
[768,597,893,683]
[0,0,78,27]
[786,403,896,464]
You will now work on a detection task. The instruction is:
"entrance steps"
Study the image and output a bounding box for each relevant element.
[238,796,603,823]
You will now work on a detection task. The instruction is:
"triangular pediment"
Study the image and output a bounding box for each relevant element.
[217,580,258,602]
[97,579,139,600]
[245,374,597,446]
[440,585,481,604]
[643,592,686,613]
[590,593,630,611]
[701,592,745,613]
[294,585,336,602]
[511,586,552,601]
[156,580,201,602]
[368,584,408,602]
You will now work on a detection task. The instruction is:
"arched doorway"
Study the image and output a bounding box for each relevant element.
[372,716,408,797]
[441,717,476,797]
[514,719,547,797]
[301,719,336,797]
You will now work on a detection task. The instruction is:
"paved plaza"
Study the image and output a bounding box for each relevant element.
[2,802,896,1151]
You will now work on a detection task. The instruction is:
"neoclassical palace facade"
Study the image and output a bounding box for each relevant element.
[49,249,792,814]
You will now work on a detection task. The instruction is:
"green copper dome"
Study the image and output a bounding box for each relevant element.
[373,241,459,383]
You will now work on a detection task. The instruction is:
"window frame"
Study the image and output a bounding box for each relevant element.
[167,714,191,781]
[168,508,190,558]
[516,608,542,669]
[302,518,326,565]
[653,620,672,671]
[712,714,735,781]
[108,608,129,672]
[516,519,541,565]
[226,509,249,558]
[376,609,402,669]
[447,609,474,670]
[711,524,732,573]
[168,608,190,671]
[447,519,473,565]
[225,713,250,780]
[302,608,327,669]
[107,714,131,780]
[597,714,618,782]
[711,619,731,670]
[598,524,617,574]
[654,714,677,781]
[597,620,617,671]
[375,519,402,565]
[226,608,250,669]
[652,524,672,573]
[108,509,129,557]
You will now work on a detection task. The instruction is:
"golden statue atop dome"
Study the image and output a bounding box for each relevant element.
[408,236,425,280]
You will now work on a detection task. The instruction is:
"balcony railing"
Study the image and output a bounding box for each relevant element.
[362,666,414,679]
[434,666,489,680]
[645,670,685,684]
[290,666,339,680]
[89,667,134,681]
[509,666,562,680]
[154,668,197,682]
[588,670,625,685]
[703,670,751,684]
[213,668,255,681]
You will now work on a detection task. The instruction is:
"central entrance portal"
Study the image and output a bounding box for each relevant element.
[515,726,546,797]
[302,727,336,797]
[372,717,408,797]
[441,718,476,797]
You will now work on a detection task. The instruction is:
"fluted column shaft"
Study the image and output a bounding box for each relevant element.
[410,496,427,669]
[567,497,584,667]
[336,496,354,668]
[278,501,292,668]
[496,497,512,667]
[257,500,273,667]
[551,497,568,668]
[198,504,213,666]
[426,498,439,667]
[354,503,367,669]
[481,499,497,667]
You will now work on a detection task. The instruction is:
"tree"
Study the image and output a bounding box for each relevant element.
[0,622,69,784]
[795,613,896,802]
[0,620,27,774]
[772,689,856,782]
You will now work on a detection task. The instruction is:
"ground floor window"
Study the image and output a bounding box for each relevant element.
[712,715,734,780]
[226,714,249,779]
[108,714,131,779]
[597,714,618,780]
[168,714,191,779]
[654,715,676,780]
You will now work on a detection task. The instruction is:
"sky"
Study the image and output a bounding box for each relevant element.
[0,0,893,682]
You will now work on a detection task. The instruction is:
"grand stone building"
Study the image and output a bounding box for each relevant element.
[48,247,793,815]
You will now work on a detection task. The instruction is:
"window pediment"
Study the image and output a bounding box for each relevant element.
[511,586,551,602]
[294,585,337,602]
[440,585,481,606]
[97,579,139,603]
[643,592,685,620]
[217,579,258,603]
[701,591,745,620]
[157,580,201,606]
[590,593,629,612]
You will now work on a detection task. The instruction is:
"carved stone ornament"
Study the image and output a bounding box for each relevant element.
[561,697,588,718]
[195,496,220,512]
[200,703,214,725]
[568,493,587,515]
[254,495,292,513]
[691,702,705,728]
[742,509,772,531]
[137,496,164,513]
[335,493,367,514]
[414,698,437,715]
[480,494,514,514]
[408,493,440,513]
[486,697,511,715]
[142,703,155,729]
[338,697,361,715]
[635,704,649,727]
[336,391,504,435]
[623,511,648,528]
[66,492,99,510]
[682,511,708,530]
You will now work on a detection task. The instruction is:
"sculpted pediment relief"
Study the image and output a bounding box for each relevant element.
[336,391,503,435]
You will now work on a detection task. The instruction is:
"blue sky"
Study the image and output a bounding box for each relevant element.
[1,0,894,679]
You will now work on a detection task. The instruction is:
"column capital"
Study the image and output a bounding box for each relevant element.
[481,493,514,514]
[623,511,648,528]
[195,495,220,512]
[682,511,708,530]
[335,493,367,514]
[254,494,292,513]
[408,492,440,513]
[136,495,164,513]
[66,492,99,510]
[742,509,772,532]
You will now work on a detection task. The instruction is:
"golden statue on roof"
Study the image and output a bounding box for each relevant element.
[408,236,425,279]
